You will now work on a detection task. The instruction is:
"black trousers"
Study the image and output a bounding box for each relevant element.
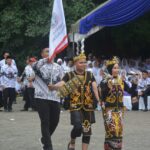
[0,91,3,107]
[36,99,60,150]
[3,88,16,110]
[24,87,35,110]
[142,87,150,109]
[70,110,95,144]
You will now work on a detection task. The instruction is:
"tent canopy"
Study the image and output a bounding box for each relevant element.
[70,0,150,42]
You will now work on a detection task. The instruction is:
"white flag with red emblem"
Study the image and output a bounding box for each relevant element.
[49,0,68,61]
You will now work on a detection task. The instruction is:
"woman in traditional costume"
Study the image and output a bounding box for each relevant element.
[99,56,137,150]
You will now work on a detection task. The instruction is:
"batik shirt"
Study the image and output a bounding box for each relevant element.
[32,59,64,102]
[22,65,35,87]
[100,76,137,108]
[1,64,18,88]
[62,71,96,111]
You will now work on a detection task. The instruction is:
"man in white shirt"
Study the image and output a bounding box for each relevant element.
[0,51,16,109]
[92,60,100,78]
[0,74,3,108]
[20,56,36,111]
[1,56,18,112]
[32,48,64,150]
[138,70,150,111]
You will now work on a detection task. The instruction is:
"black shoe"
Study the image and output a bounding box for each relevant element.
[31,108,36,112]
[4,109,8,112]
[143,108,148,112]
[8,109,13,112]
[43,146,53,150]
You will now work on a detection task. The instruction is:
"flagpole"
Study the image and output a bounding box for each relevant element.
[72,32,75,56]
[50,59,54,84]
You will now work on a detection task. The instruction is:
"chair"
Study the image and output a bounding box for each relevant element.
[123,96,132,110]
[139,96,150,110]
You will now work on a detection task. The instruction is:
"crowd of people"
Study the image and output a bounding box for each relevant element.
[0,49,150,150]
[56,53,150,111]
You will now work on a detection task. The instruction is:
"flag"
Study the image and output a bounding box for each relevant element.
[49,0,68,61]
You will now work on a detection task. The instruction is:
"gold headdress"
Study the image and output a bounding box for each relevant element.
[73,52,86,62]
[105,56,119,67]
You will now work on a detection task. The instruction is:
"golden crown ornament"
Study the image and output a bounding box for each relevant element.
[105,56,120,67]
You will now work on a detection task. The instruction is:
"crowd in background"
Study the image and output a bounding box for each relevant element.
[0,51,150,112]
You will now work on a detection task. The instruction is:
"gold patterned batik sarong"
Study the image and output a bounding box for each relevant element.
[103,109,123,150]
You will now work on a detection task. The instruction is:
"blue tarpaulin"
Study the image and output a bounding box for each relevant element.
[79,0,150,34]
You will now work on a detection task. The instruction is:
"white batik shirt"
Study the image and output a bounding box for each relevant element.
[1,64,18,88]
[23,65,35,87]
[32,59,64,102]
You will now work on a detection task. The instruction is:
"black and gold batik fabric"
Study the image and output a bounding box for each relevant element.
[70,109,95,136]
[104,109,123,150]
[100,76,124,150]
[62,71,96,111]
[62,71,96,135]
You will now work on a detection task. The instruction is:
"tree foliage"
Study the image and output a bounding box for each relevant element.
[0,0,149,69]
[0,0,99,68]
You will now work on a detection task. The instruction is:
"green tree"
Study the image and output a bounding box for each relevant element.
[0,0,149,69]
[0,0,99,69]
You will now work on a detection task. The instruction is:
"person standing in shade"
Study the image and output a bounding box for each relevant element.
[1,56,18,112]
[32,48,64,150]
[48,52,100,150]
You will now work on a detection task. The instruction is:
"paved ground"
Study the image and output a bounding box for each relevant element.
[0,97,150,150]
